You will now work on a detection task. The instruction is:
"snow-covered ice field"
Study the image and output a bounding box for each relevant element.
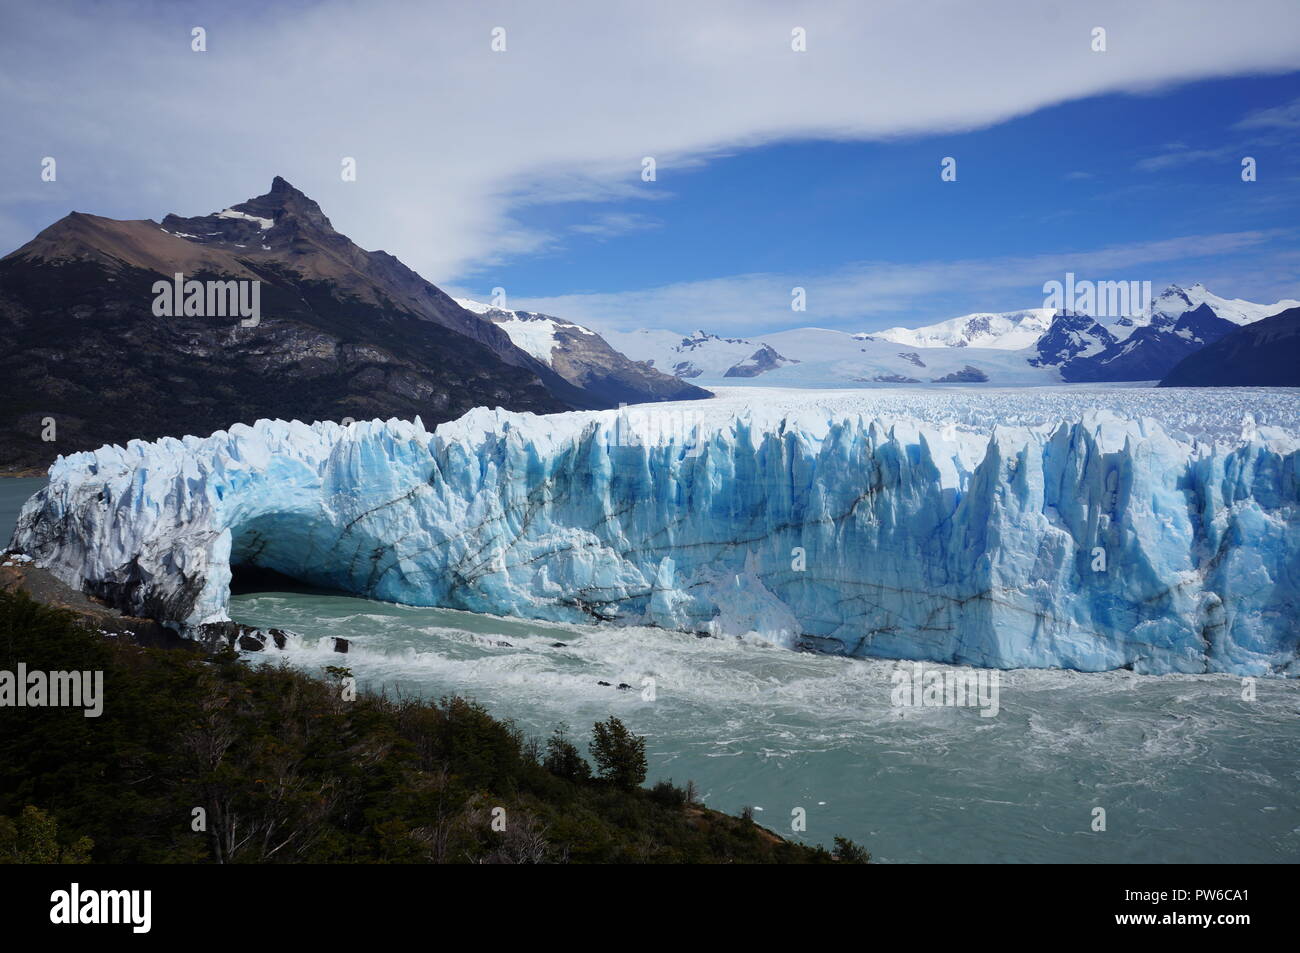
[665,384,1300,445]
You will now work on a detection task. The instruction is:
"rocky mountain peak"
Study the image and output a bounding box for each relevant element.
[238,177,335,233]
[159,176,337,247]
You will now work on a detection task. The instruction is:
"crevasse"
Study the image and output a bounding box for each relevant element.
[10,406,1299,676]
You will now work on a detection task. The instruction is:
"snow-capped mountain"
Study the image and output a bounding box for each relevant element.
[1028,312,1117,369]
[1110,282,1300,341]
[1034,284,1300,382]
[722,343,799,377]
[874,308,1057,350]
[455,299,709,404]
[754,327,1055,386]
[602,284,1297,387]
[606,324,1052,385]
[1069,304,1235,382]
[455,297,598,361]
[602,329,783,379]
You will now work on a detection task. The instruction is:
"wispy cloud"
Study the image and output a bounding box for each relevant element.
[1135,144,1239,171]
[507,230,1295,333]
[1137,94,1300,170]
[569,212,662,239]
[1235,94,1300,130]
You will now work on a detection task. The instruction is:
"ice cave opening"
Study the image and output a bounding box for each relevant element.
[226,510,375,600]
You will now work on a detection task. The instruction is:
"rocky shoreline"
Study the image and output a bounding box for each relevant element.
[0,551,332,655]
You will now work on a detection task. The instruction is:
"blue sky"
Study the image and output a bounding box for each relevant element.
[3,1,1299,335]
[485,73,1300,332]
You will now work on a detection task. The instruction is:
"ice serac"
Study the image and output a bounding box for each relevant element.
[10,407,1299,676]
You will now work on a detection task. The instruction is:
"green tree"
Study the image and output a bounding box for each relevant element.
[543,725,591,782]
[588,717,646,791]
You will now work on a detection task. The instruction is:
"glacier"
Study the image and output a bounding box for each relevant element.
[8,391,1300,676]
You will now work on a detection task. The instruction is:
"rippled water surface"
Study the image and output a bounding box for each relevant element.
[231,590,1300,863]
[0,477,44,544]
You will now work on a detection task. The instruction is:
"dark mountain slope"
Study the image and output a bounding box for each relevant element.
[1065,303,1239,382]
[1159,306,1300,387]
[1030,303,1245,383]
[1027,311,1116,379]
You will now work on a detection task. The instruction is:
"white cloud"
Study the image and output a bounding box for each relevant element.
[2,0,1299,285]
[503,230,1294,333]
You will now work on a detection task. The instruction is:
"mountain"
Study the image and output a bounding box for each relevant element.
[755,327,1055,386]
[1058,303,1237,382]
[593,283,1295,388]
[874,308,1056,350]
[1159,306,1300,387]
[722,343,798,378]
[592,281,1298,388]
[1027,285,1298,382]
[1109,282,1299,341]
[602,329,777,379]
[607,287,1292,387]
[0,177,625,471]
[455,299,709,404]
[607,324,1056,386]
[1027,311,1117,371]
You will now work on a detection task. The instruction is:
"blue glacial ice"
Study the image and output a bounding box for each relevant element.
[9,396,1300,676]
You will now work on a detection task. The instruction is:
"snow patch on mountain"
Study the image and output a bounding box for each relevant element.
[875,309,1057,350]
[454,297,597,363]
[604,329,769,379]
[216,208,274,230]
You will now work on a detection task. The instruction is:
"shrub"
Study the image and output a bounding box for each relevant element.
[648,779,688,809]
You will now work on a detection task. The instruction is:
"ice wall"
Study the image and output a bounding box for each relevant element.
[10,405,1299,675]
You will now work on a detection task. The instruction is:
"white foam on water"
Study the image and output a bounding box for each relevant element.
[231,589,1300,863]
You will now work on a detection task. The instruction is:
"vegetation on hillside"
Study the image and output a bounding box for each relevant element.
[0,590,867,864]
